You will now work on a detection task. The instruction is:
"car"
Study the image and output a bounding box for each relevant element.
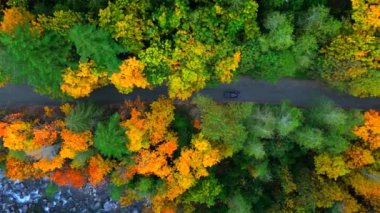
[223,90,240,98]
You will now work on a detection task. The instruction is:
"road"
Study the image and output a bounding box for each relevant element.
[1,77,380,109]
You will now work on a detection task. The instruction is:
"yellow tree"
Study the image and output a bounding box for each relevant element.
[168,32,214,100]
[145,98,175,144]
[32,123,58,146]
[61,61,108,98]
[121,97,175,151]
[134,148,173,179]
[316,178,363,212]
[132,133,178,180]
[115,98,224,211]
[98,0,153,53]
[118,97,224,211]
[322,0,380,97]
[37,10,83,36]
[124,99,177,178]
[314,153,350,180]
[351,0,380,32]
[215,52,241,83]
[109,57,150,94]
[1,120,32,151]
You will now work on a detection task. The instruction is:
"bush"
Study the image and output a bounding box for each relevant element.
[45,182,59,199]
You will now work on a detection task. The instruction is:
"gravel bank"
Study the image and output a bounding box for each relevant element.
[0,172,142,213]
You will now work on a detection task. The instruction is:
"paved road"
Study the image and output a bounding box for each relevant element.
[1,77,380,109]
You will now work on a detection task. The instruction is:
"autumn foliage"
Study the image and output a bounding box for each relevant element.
[51,168,86,188]
[0,99,380,211]
[32,124,58,146]
[33,156,65,172]
[1,0,380,211]
[345,145,375,169]
[5,157,43,181]
[109,58,150,94]
[2,120,32,151]
[59,129,93,159]
[61,61,108,98]
[215,52,241,83]
[322,0,380,97]
[353,110,380,150]
[88,154,113,185]
[0,7,34,34]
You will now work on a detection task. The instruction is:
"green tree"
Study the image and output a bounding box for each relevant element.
[243,138,266,160]
[54,0,108,13]
[297,5,342,44]
[182,176,224,207]
[292,34,319,73]
[138,40,171,85]
[45,182,59,199]
[306,100,349,134]
[227,192,252,213]
[94,113,131,160]
[6,0,28,8]
[247,105,276,139]
[275,101,302,137]
[68,24,123,72]
[247,101,302,139]
[0,25,71,98]
[172,108,195,148]
[193,95,252,153]
[262,12,294,51]
[71,149,96,168]
[293,127,324,150]
[215,0,260,41]
[322,133,349,155]
[65,103,104,132]
[302,100,361,154]
[348,72,380,97]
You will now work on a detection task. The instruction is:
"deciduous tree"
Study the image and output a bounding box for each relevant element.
[314,153,350,180]
[88,154,113,185]
[51,168,86,188]
[61,61,108,98]
[109,58,150,95]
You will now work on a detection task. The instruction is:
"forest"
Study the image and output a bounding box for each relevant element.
[0,97,379,212]
[0,0,379,212]
[0,0,378,99]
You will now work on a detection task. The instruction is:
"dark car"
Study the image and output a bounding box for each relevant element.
[223,90,240,98]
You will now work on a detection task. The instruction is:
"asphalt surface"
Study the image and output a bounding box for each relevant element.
[1,77,380,109]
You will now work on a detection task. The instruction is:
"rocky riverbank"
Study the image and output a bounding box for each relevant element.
[0,172,142,213]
